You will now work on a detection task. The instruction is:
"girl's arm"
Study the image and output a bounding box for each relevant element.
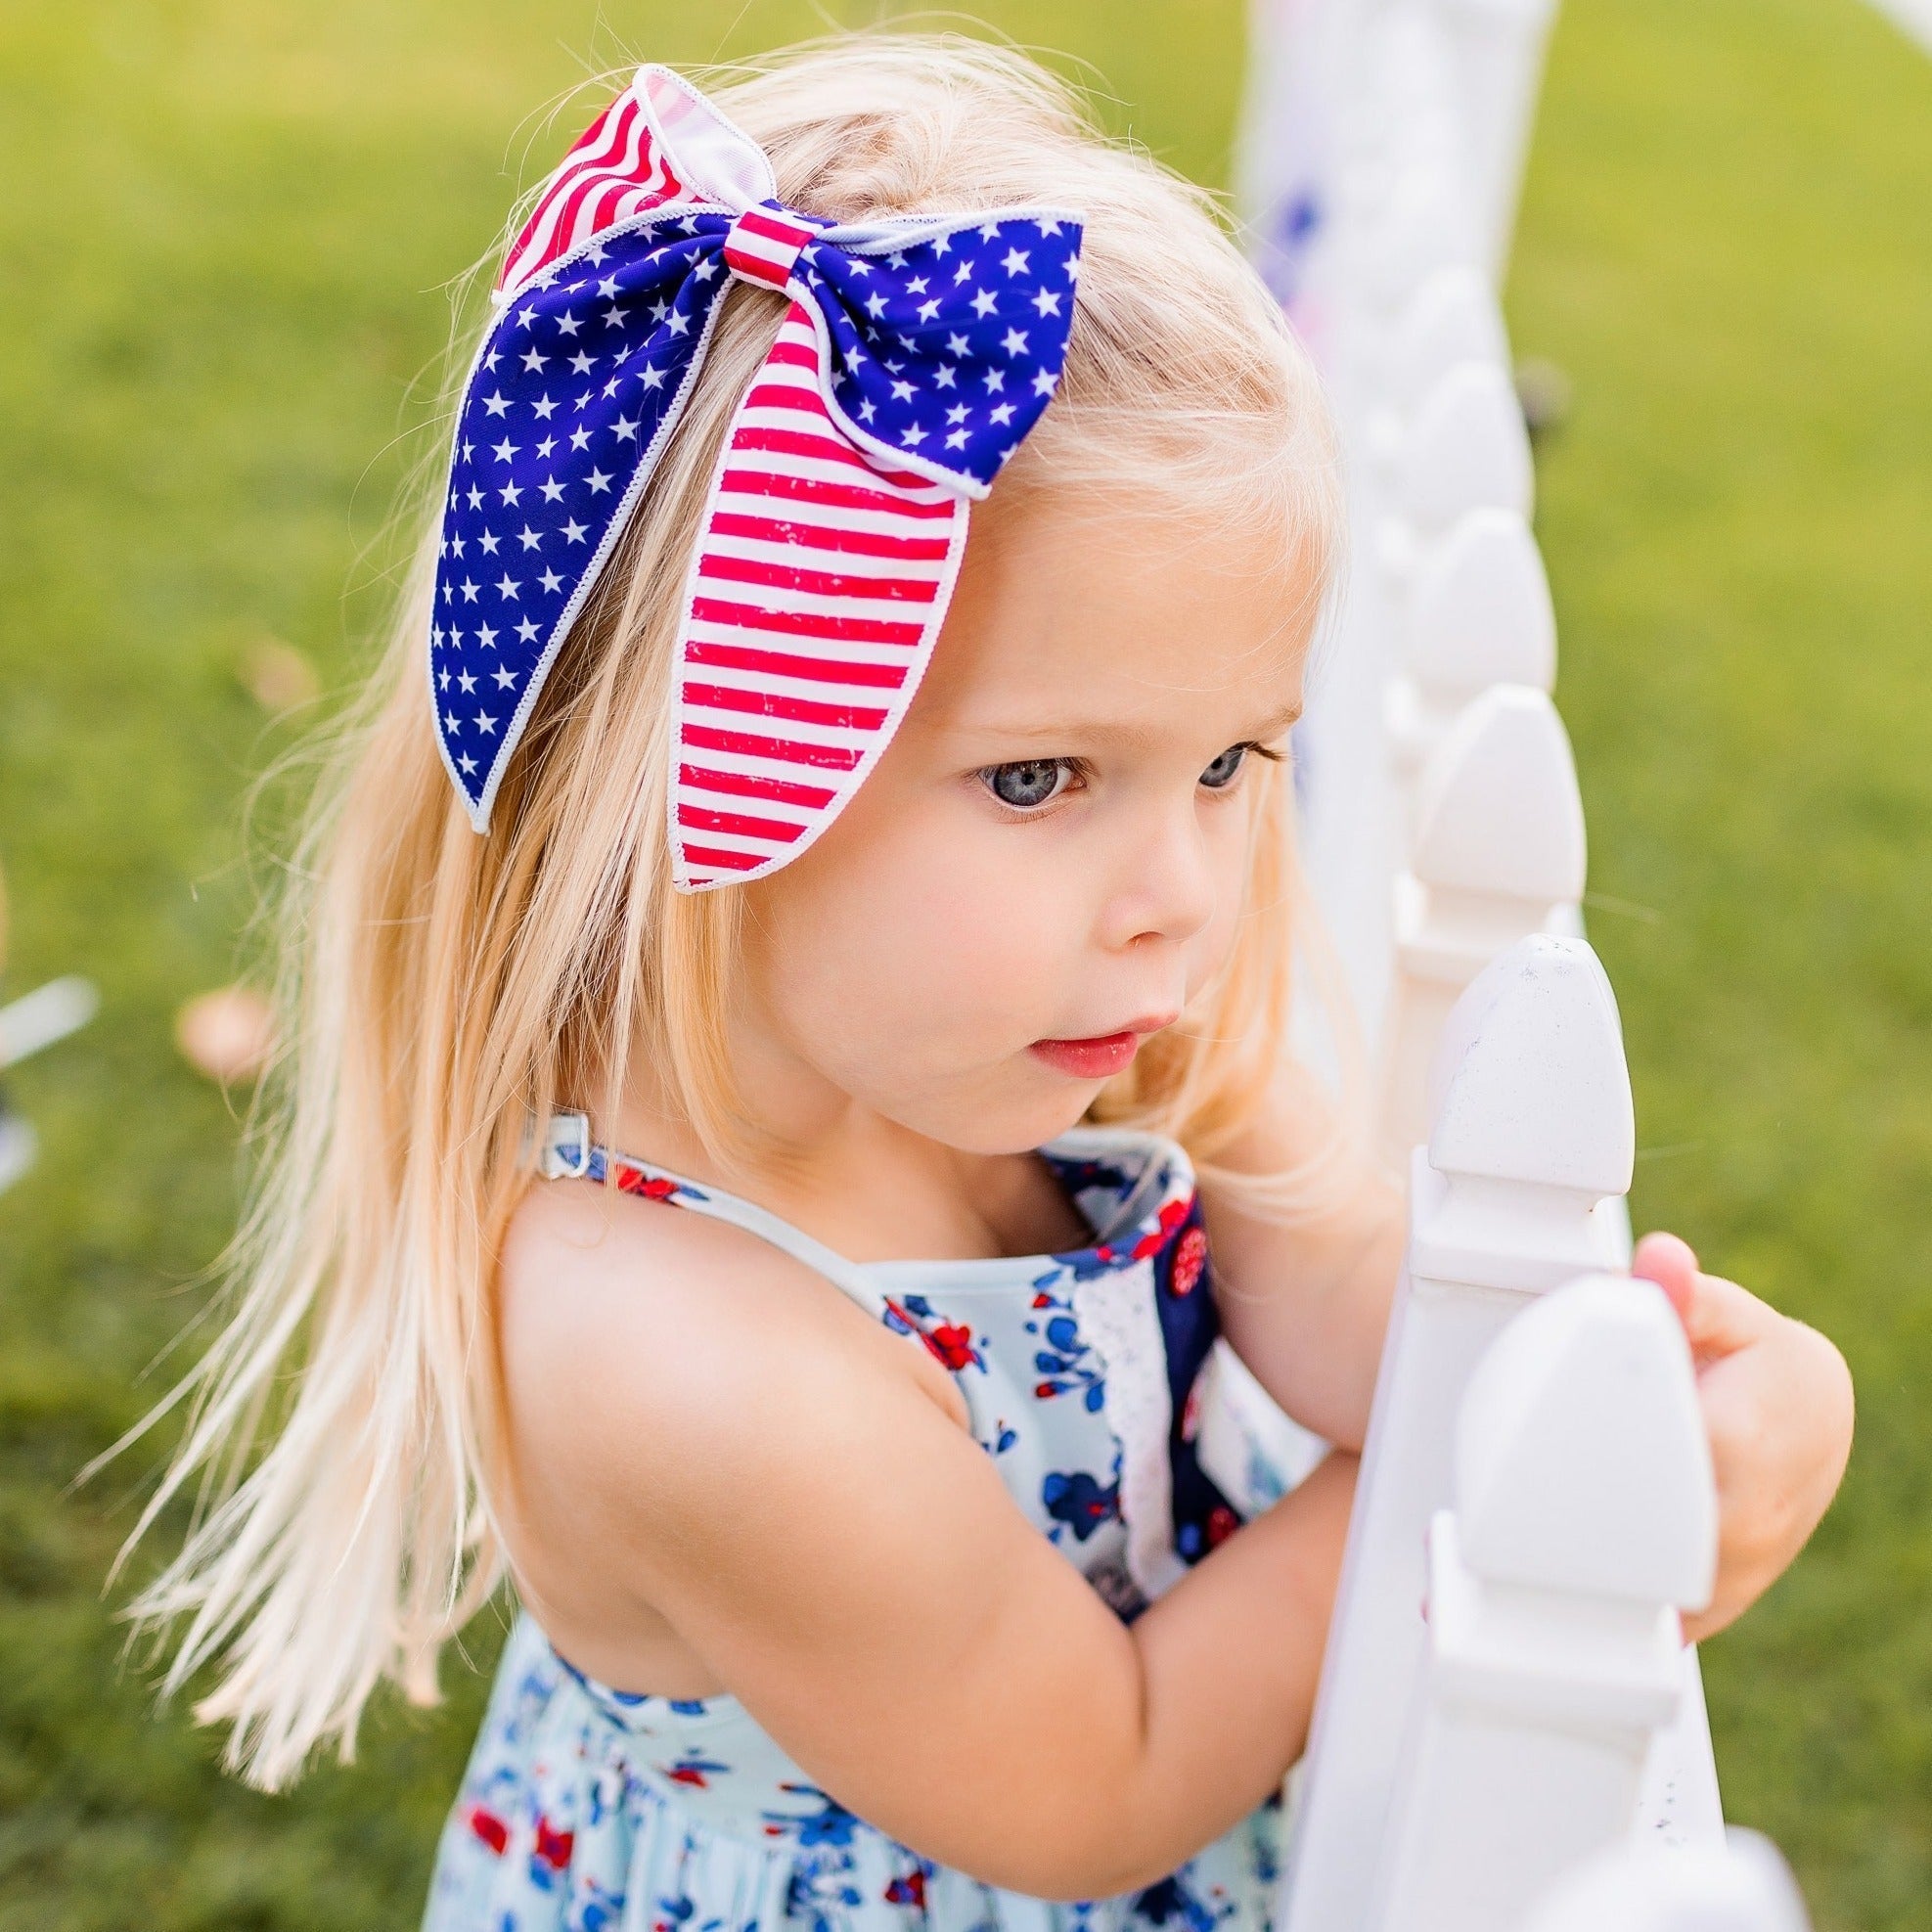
[501,1185,1356,1903]
[1198,1065,1407,1452]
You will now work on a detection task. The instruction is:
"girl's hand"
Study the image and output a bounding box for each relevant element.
[1630,1232,1854,1642]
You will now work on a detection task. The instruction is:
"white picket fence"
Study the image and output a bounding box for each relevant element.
[1201,0,1818,1923]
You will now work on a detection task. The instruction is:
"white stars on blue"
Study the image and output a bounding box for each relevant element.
[431,201,1082,823]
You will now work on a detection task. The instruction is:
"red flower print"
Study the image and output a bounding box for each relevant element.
[885,1870,928,1908]
[1134,1197,1193,1261]
[617,1168,681,1201]
[532,1816,574,1870]
[467,1804,510,1855]
[924,1320,979,1371]
[1206,1505,1240,1549]
[1170,1225,1208,1298]
[884,1298,983,1372]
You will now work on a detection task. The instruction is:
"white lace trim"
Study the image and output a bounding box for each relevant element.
[1071,1256,1188,1603]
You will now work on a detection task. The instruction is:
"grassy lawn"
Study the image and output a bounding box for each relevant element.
[0,0,1925,1925]
[1513,1,1932,1920]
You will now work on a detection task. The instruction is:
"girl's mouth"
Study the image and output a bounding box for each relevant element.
[1028,1016,1175,1080]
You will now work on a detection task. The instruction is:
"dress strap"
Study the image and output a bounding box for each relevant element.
[537,1111,893,1321]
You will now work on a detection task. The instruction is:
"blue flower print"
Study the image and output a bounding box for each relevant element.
[769,1783,862,1847]
[1050,1246,1129,1282]
[785,1856,864,1932]
[570,1877,625,1931]
[649,1892,735,1932]
[1042,1468,1120,1543]
[1132,1873,1227,1932]
[1026,1281,1106,1410]
[423,1129,1283,1932]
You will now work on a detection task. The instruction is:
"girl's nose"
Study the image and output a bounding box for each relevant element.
[1097,807,1218,951]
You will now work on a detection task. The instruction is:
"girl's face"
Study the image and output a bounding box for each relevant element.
[739,487,1314,1156]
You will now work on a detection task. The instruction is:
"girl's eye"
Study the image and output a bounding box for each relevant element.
[981,758,1073,811]
[1199,743,1251,790]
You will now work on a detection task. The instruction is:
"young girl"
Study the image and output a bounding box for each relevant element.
[118,35,1852,1932]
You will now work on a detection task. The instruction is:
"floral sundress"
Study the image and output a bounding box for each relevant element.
[422,1116,1281,1932]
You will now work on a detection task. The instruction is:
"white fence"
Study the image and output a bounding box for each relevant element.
[1213,0,1817,1922]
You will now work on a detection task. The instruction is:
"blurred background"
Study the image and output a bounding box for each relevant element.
[1,0,1928,1925]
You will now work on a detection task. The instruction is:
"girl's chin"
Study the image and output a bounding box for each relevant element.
[887,1078,1101,1159]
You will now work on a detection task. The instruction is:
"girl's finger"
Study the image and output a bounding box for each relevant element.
[1632,1231,1700,1321]
[1676,1271,1777,1365]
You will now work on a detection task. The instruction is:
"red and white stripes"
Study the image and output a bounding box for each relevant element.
[670,303,968,889]
[722,205,816,292]
[497,85,685,299]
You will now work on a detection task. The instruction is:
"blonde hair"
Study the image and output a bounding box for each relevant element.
[104,32,1350,1791]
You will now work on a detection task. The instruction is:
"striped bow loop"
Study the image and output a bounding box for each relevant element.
[429,65,1082,887]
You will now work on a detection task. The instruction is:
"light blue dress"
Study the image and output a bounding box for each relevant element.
[422,1116,1281,1932]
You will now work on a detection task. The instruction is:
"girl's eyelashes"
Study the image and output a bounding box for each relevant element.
[979,757,1078,811]
[976,741,1282,813]
[1199,741,1280,790]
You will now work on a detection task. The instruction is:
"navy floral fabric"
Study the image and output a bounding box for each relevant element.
[423,1128,1278,1932]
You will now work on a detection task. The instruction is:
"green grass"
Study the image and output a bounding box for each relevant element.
[1512,1,1932,1920]
[0,0,1925,1924]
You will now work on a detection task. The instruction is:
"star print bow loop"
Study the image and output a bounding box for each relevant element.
[429,64,1083,887]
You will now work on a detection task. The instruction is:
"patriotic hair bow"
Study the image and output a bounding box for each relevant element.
[429,65,1083,888]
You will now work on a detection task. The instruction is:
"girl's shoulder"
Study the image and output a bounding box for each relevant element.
[493,1166,976,1692]
[495,1167,971,1481]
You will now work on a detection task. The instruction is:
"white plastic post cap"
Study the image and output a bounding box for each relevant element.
[1390,266,1511,416]
[1411,685,1585,903]
[1400,361,1535,534]
[1456,1274,1718,1606]
[1426,933,1635,1194]
[1363,164,1481,308]
[1521,1831,1812,1932]
[1404,508,1556,698]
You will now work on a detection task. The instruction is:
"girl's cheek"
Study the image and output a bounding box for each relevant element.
[1175,836,1249,997]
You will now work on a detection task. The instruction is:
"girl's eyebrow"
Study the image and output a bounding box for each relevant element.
[1251,698,1307,738]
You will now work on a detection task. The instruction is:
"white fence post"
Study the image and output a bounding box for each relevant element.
[1382,361,1536,583]
[1378,686,1586,1156]
[1367,1276,1716,1930]
[1375,266,1513,434]
[1386,508,1556,784]
[1524,1832,1814,1932]
[1233,4,1786,1921]
[1430,0,1564,281]
[1281,933,1639,1932]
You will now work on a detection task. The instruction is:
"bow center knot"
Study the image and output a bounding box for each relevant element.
[723,203,815,292]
